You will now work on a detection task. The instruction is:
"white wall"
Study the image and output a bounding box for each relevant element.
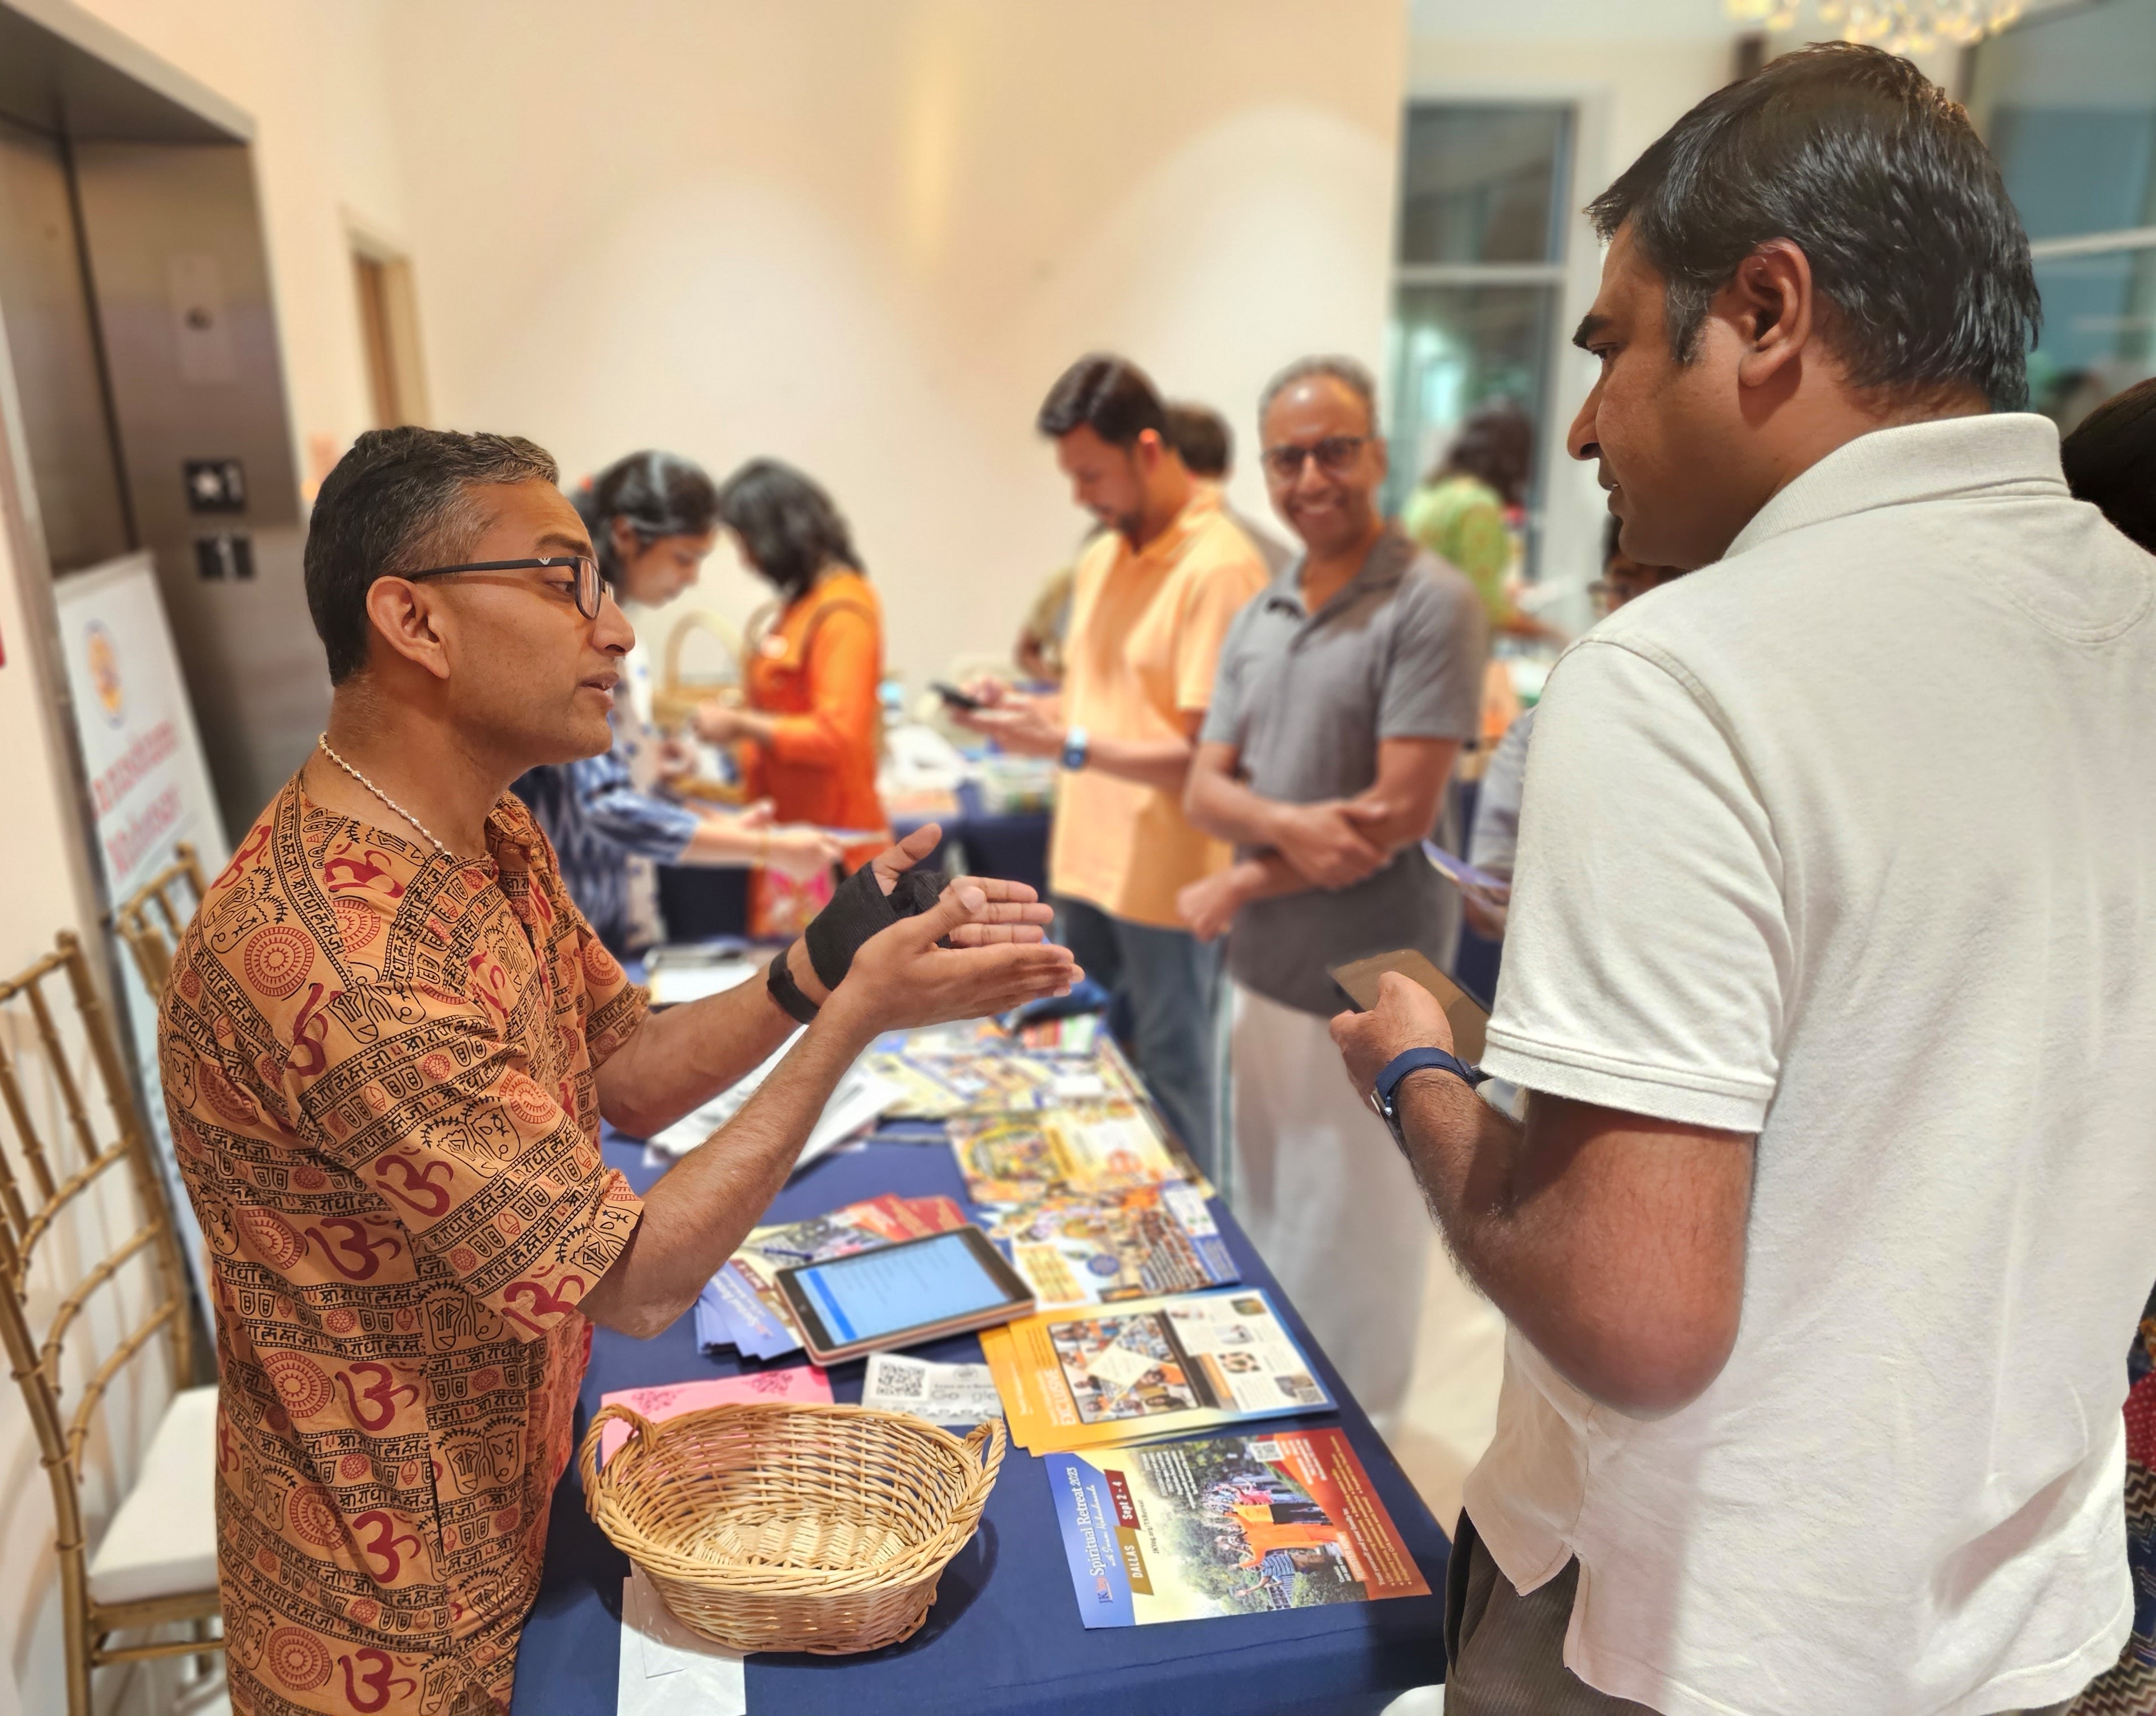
[377,0,1409,689]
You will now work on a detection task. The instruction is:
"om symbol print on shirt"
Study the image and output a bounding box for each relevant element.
[160,775,646,1716]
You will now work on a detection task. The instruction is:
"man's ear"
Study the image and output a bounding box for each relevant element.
[1132,428,1165,478]
[1725,238,1815,396]
[362,577,454,682]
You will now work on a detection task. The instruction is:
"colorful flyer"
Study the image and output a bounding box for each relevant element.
[1047,1426,1430,1626]
[864,1047,1110,1119]
[900,1194,971,1236]
[698,1264,799,1360]
[949,1102,1182,1209]
[1014,1013,1101,1057]
[982,1287,1331,1453]
[984,1182,1238,1308]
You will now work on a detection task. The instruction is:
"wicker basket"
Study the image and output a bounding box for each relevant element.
[577,1400,1006,1655]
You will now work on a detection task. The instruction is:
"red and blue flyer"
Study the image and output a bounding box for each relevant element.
[1047,1425,1430,1627]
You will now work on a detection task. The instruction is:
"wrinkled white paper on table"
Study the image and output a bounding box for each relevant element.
[860,1353,1005,1428]
[647,1030,900,1174]
[616,1567,747,1715]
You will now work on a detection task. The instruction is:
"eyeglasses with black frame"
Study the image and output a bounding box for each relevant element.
[1260,435,1371,483]
[400,556,605,619]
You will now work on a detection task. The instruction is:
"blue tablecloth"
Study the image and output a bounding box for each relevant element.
[510,1134,1451,1715]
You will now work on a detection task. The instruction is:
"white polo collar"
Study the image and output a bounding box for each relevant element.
[1726,411,2068,561]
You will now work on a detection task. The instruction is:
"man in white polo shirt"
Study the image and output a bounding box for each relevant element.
[1332,43,2156,1716]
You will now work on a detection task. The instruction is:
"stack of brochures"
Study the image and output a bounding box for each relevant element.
[982,1183,1237,1308]
[947,1101,1186,1207]
[941,1055,1237,1310]
[683,1012,1435,1627]
[861,1015,1144,1121]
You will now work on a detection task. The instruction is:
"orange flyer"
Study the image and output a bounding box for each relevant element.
[983,1287,1330,1453]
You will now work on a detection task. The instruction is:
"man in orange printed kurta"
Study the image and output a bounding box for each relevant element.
[158,428,1074,1715]
[163,780,641,1715]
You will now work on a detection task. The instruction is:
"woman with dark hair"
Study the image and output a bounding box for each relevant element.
[1402,398,1551,638]
[515,450,840,953]
[2061,374,2156,547]
[693,459,889,937]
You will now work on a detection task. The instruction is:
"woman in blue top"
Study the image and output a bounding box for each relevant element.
[513,450,839,953]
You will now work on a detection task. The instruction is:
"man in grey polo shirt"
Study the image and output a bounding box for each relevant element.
[1180,355,1484,1423]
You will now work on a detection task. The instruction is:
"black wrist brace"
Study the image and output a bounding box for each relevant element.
[765,948,823,1024]
[800,863,952,995]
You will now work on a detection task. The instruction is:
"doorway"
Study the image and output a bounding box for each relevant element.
[352,240,429,429]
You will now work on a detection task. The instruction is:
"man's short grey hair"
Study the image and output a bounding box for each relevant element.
[1257,356,1380,436]
[304,427,561,684]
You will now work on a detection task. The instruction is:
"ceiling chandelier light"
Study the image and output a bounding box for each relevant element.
[1724,0,2023,54]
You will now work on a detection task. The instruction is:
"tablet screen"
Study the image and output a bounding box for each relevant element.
[792,1230,1017,1345]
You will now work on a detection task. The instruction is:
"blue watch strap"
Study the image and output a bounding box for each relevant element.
[1375,1046,1488,1121]
[1061,725,1090,772]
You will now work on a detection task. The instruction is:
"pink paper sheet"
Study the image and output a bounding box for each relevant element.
[598,1364,832,1463]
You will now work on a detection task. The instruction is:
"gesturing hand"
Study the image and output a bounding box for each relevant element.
[693,701,749,745]
[765,825,847,881]
[1329,972,1454,1101]
[831,880,1082,1036]
[865,824,1056,946]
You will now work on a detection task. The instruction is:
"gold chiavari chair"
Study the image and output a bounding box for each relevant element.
[111,841,207,999]
[0,931,220,1715]
[113,839,215,1364]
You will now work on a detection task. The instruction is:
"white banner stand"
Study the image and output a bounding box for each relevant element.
[54,551,228,1336]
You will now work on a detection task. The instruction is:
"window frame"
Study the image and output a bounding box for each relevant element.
[1384,98,1579,581]
[1965,0,2156,425]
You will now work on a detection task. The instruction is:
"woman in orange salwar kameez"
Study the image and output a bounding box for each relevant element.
[694,459,889,938]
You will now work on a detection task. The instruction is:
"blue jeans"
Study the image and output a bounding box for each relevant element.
[1053,896,1221,1180]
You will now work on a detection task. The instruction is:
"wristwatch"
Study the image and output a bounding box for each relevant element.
[1371,1046,1487,1147]
[1061,725,1090,772]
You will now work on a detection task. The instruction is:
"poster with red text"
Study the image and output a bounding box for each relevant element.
[56,551,228,1325]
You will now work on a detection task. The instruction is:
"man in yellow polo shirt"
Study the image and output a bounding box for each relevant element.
[959,354,1268,1174]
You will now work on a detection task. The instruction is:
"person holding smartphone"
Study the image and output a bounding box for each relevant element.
[951,355,1269,1174]
[1332,49,2155,1713]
